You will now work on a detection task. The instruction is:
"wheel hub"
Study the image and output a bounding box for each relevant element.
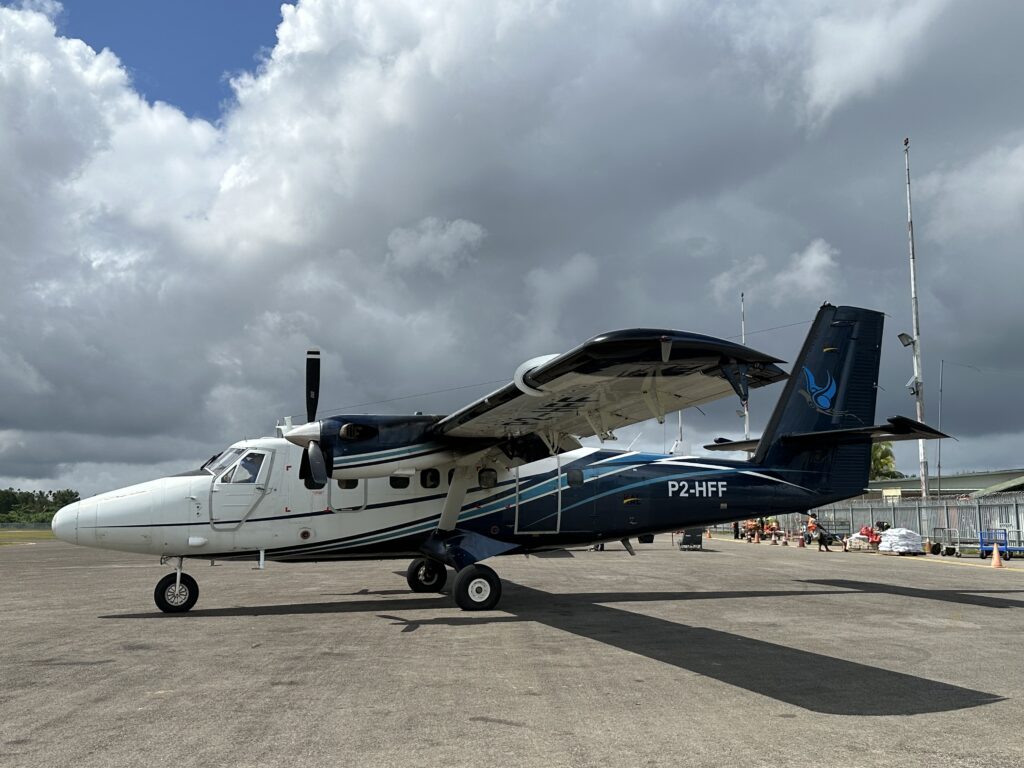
[468,578,491,602]
[165,584,189,606]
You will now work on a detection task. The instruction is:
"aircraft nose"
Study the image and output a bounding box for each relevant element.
[51,502,79,544]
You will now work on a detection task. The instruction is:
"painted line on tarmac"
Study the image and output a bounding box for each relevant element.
[904,555,1024,572]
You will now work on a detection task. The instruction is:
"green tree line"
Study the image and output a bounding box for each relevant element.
[0,488,79,525]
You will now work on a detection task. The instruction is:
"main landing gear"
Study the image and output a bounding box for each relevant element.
[452,564,502,611]
[154,557,199,613]
[405,558,503,611]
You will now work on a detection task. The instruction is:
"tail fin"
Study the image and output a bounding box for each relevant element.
[753,303,884,499]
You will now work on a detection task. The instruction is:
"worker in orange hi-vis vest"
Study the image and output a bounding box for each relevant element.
[807,513,832,552]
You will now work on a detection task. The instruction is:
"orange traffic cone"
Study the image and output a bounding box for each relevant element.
[992,541,1005,569]
[754,529,761,544]
[797,532,805,548]
[707,528,712,539]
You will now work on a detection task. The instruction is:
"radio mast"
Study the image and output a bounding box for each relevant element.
[904,137,929,498]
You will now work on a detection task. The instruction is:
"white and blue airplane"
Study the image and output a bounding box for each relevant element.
[51,303,943,613]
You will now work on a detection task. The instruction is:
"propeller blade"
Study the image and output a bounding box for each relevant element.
[307,440,328,486]
[306,349,321,423]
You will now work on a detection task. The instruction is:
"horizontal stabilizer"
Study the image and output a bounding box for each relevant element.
[705,437,761,453]
[704,416,947,452]
[780,416,948,447]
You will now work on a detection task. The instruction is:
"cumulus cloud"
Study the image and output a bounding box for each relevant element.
[386,217,486,276]
[711,239,841,309]
[802,0,950,125]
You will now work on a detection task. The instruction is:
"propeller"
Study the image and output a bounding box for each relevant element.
[296,349,328,488]
[306,349,320,423]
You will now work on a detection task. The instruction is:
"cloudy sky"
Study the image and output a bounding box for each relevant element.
[2,0,1023,496]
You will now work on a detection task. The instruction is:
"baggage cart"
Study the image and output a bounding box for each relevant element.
[977,528,1024,560]
[677,528,704,551]
[931,527,962,557]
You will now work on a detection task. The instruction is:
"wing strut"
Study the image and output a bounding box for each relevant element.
[422,463,518,569]
[437,466,473,532]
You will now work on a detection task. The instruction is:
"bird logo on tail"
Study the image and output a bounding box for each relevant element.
[801,367,837,412]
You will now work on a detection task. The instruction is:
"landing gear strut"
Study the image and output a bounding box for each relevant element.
[406,558,448,593]
[154,557,199,613]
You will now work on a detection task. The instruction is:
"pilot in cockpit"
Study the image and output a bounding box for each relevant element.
[232,453,264,484]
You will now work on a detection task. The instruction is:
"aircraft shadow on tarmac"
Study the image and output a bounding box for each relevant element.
[103,580,1003,717]
[804,579,1024,610]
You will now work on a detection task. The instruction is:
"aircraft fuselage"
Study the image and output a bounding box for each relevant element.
[51,438,816,563]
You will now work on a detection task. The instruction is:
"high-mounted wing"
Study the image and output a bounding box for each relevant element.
[432,329,787,443]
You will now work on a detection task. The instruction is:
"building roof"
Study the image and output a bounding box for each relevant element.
[868,468,1024,497]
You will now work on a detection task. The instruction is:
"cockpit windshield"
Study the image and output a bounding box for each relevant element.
[202,447,245,475]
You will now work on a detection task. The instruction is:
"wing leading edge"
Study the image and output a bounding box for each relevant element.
[432,329,787,443]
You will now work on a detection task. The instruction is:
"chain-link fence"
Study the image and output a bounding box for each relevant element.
[707,493,1024,548]
[812,493,1024,547]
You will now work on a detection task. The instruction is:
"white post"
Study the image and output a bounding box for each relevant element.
[904,138,929,498]
[741,292,750,442]
[937,359,944,497]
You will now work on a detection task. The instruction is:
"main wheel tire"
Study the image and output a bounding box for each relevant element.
[453,564,502,611]
[406,558,448,593]
[154,572,199,613]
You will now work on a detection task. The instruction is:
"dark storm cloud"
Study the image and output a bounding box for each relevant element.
[1,0,1021,494]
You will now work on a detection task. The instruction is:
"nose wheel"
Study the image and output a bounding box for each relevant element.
[154,571,199,613]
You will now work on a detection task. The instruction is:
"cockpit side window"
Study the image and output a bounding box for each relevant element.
[230,452,265,484]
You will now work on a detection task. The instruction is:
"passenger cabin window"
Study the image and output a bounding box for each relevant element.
[389,475,410,489]
[447,468,455,486]
[420,469,440,489]
[230,452,265,484]
[566,468,584,488]
[337,478,359,490]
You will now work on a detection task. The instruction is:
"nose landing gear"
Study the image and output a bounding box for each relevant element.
[155,557,199,613]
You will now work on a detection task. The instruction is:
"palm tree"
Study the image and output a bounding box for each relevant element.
[871,441,905,480]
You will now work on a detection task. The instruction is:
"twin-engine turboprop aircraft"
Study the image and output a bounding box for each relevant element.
[51,303,944,613]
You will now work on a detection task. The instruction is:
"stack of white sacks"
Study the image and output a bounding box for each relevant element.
[878,527,923,554]
[845,532,873,551]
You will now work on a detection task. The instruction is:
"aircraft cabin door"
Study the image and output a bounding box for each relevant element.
[514,457,565,534]
[209,449,273,529]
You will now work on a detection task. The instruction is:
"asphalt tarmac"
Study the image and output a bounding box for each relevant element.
[3,535,1023,768]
